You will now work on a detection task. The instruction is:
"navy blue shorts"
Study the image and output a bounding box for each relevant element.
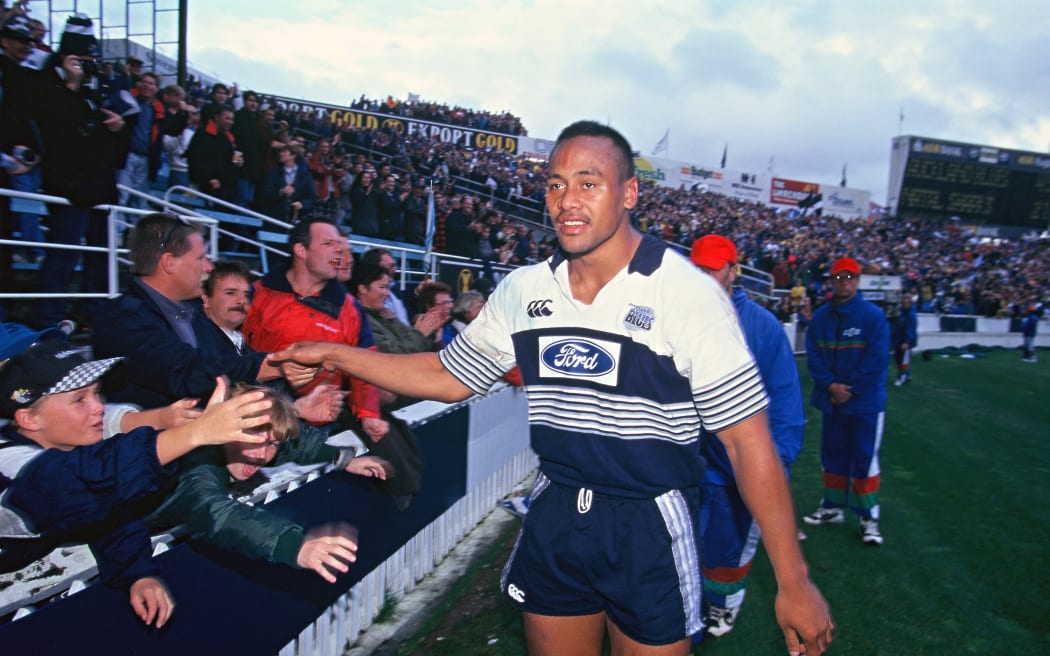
[500,474,703,645]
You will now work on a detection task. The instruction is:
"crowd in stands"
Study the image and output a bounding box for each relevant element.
[631,184,1050,319]
[2,10,1048,333]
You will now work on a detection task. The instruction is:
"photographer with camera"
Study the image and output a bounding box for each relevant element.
[32,14,124,330]
[1,14,45,277]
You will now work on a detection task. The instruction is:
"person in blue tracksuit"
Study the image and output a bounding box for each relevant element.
[893,295,918,385]
[803,257,889,546]
[1021,306,1039,362]
[690,235,806,638]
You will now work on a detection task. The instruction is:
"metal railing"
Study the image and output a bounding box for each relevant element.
[0,187,218,302]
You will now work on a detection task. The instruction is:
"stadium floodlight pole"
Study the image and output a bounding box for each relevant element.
[177,0,188,88]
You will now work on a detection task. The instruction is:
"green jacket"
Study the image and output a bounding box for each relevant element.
[147,424,351,568]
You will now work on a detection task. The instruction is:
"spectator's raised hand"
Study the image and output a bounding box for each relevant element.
[158,397,203,429]
[296,523,359,583]
[279,359,321,389]
[294,383,346,423]
[360,416,389,442]
[129,576,174,628]
[190,376,272,445]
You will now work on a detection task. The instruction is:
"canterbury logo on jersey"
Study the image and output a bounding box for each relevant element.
[526,299,553,318]
[507,582,526,603]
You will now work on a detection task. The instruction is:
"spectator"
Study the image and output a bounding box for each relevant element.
[402,182,428,245]
[376,174,408,241]
[1,14,45,267]
[257,143,316,222]
[358,248,410,323]
[0,341,273,627]
[232,89,263,206]
[162,105,199,189]
[243,216,387,443]
[116,71,164,209]
[450,290,485,337]
[349,168,379,236]
[91,213,312,409]
[415,281,454,348]
[146,382,389,582]
[186,105,240,203]
[200,259,253,354]
[33,14,123,329]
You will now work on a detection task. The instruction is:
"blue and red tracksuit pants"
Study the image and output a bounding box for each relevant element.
[818,411,883,520]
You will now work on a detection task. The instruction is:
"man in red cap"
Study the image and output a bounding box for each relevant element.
[803,257,889,545]
[689,235,806,638]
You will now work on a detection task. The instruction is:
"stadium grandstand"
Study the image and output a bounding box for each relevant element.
[0,2,1048,654]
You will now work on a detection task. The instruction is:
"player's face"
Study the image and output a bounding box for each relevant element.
[203,274,251,331]
[830,271,859,304]
[546,135,638,259]
[26,383,105,450]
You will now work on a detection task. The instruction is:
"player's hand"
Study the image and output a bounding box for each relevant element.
[269,342,339,372]
[776,579,834,655]
[360,417,389,442]
[294,383,345,423]
[345,455,391,479]
[129,576,174,628]
[296,523,358,583]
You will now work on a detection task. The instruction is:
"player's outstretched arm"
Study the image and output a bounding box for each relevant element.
[718,412,835,655]
[269,342,474,403]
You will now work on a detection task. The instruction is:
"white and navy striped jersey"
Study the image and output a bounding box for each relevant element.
[439,236,768,497]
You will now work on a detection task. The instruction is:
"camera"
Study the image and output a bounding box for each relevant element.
[80,59,99,77]
[12,146,38,165]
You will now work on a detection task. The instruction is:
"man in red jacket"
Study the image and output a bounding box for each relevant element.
[243,216,388,443]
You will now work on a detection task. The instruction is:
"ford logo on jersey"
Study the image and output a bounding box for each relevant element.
[540,339,616,377]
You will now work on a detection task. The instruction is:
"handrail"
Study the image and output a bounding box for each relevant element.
[0,188,219,301]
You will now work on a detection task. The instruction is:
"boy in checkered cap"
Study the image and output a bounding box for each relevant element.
[0,340,274,628]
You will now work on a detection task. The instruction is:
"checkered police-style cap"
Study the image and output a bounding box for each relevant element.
[0,341,123,417]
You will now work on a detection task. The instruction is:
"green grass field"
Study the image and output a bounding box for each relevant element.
[400,349,1050,655]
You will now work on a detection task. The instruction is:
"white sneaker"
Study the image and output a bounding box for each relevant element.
[803,507,845,525]
[704,605,740,637]
[797,529,808,541]
[860,518,884,545]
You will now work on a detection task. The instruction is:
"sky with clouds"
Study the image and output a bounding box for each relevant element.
[174,0,1050,205]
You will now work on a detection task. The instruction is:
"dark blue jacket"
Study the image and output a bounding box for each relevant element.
[91,279,268,409]
[703,289,806,485]
[0,424,175,587]
[893,305,918,348]
[806,291,889,415]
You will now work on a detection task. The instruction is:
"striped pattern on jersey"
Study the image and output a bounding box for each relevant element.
[439,235,769,496]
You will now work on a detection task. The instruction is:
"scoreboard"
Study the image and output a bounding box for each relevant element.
[887,136,1050,230]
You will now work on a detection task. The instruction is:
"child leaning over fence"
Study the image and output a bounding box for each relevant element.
[147,383,391,583]
[0,341,273,628]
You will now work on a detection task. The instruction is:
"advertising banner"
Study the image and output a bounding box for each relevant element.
[770,177,820,206]
[268,94,521,154]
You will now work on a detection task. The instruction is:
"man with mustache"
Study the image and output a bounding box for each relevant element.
[201,260,253,355]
